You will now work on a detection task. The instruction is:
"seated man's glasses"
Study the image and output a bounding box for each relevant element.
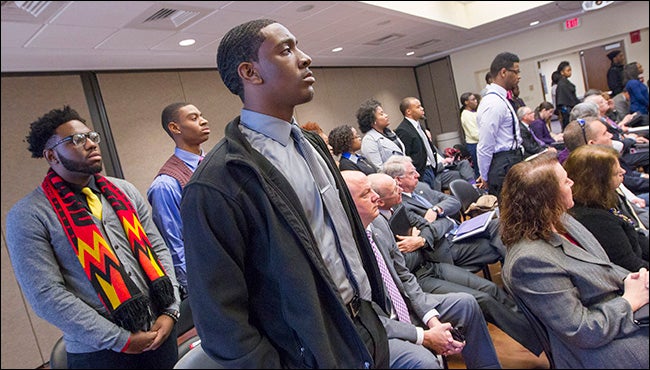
[47,131,101,150]
[576,119,588,143]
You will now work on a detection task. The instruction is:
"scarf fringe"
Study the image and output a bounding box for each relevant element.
[113,295,153,332]
[150,276,175,311]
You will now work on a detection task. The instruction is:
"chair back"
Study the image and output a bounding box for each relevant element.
[49,336,67,369]
[177,298,194,337]
[503,285,556,368]
[174,342,225,369]
[448,179,480,214]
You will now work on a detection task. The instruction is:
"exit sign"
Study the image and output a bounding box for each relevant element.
[564,17,581,30]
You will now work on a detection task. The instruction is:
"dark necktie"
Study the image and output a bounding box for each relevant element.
[366,229,411,323]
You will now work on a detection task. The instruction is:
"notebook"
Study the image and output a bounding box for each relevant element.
[389,205,412,239]
[451,210,496,242]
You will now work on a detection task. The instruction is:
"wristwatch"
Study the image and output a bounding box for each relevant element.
[162,309,180,323]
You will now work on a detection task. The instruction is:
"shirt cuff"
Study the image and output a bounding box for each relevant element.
[423,310,439,327]
[415,327,424,345]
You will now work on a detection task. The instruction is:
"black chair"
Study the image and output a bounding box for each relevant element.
[448,179,492,281]
[177,298,194,337]
[503,285,556,368]
[448,179,480,220]
[49,336,67,369]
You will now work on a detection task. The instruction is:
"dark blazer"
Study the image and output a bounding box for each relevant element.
[519,122,545,158]
[182,117,389,368]
[395,118,437,177]
[338,154,378,175]
[502,214,647,369]
[570,205,649,271]
[555,77,581,109]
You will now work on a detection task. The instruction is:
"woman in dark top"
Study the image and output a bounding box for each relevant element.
[530,101,563,147]
[555,61,581,130]
[329,124,378,175]
[564,145,649,271]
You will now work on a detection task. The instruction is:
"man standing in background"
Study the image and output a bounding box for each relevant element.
[477,52,524,197]
[148,102,210,300]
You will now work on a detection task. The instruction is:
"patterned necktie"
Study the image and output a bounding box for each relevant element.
[366,229,411,323]
[82,187,102,220]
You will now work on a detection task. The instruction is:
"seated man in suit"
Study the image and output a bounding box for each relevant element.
[517,106,556,159]
[341,170,501,369]
[367,172,542,355]
[381,155,506,269]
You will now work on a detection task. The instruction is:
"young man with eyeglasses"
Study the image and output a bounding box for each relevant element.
[6,106,182,368]
[477,52,524,198]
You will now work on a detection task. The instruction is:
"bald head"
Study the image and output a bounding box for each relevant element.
[341,170,379,227]
[368,173,403,210]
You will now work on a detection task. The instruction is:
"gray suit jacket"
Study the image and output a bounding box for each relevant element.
[402,182,461,241]
[368,217,442,342]
[502,214,648,369]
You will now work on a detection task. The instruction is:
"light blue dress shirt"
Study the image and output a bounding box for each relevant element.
[147,147,202,292]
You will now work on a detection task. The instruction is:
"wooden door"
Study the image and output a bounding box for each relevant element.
[580,40,626,94]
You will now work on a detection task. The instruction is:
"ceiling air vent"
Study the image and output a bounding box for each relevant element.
[1,0,64,22]
[406,39,440,50]
[127,4,210,31]
[364,33,404,46]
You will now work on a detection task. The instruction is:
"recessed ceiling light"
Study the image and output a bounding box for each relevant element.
[179,39,196,46]
[529,20,540,26]
[296,4,314,12]
[332,47,343,53]
[406,51,415,56]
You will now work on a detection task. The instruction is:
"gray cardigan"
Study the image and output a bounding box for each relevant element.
[6,176,179,353]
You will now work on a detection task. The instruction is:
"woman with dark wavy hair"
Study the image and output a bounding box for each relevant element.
[500,151,648,369]
[564,144,648,271]
[328,124,377,175]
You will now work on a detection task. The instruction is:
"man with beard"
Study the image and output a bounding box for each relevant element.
[477,52,524,197]
[5,106,181,369]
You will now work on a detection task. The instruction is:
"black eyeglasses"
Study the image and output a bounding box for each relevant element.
[576,119,588,143]
[47,131,101,150]
[506,68,521,75]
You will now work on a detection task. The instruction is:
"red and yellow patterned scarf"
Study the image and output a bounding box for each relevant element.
[42,169,174,332]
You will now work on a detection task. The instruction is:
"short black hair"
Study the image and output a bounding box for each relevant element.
[607,50,621,61]
[161,102,189,137]
[26,105,86,158]
[216,19,276,102]
[489,52,519,77]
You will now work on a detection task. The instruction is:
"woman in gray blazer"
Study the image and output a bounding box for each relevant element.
[499,152,648,369]
[357,98,405,169]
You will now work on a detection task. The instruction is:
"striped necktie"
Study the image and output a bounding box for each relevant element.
[366,229,411,323]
